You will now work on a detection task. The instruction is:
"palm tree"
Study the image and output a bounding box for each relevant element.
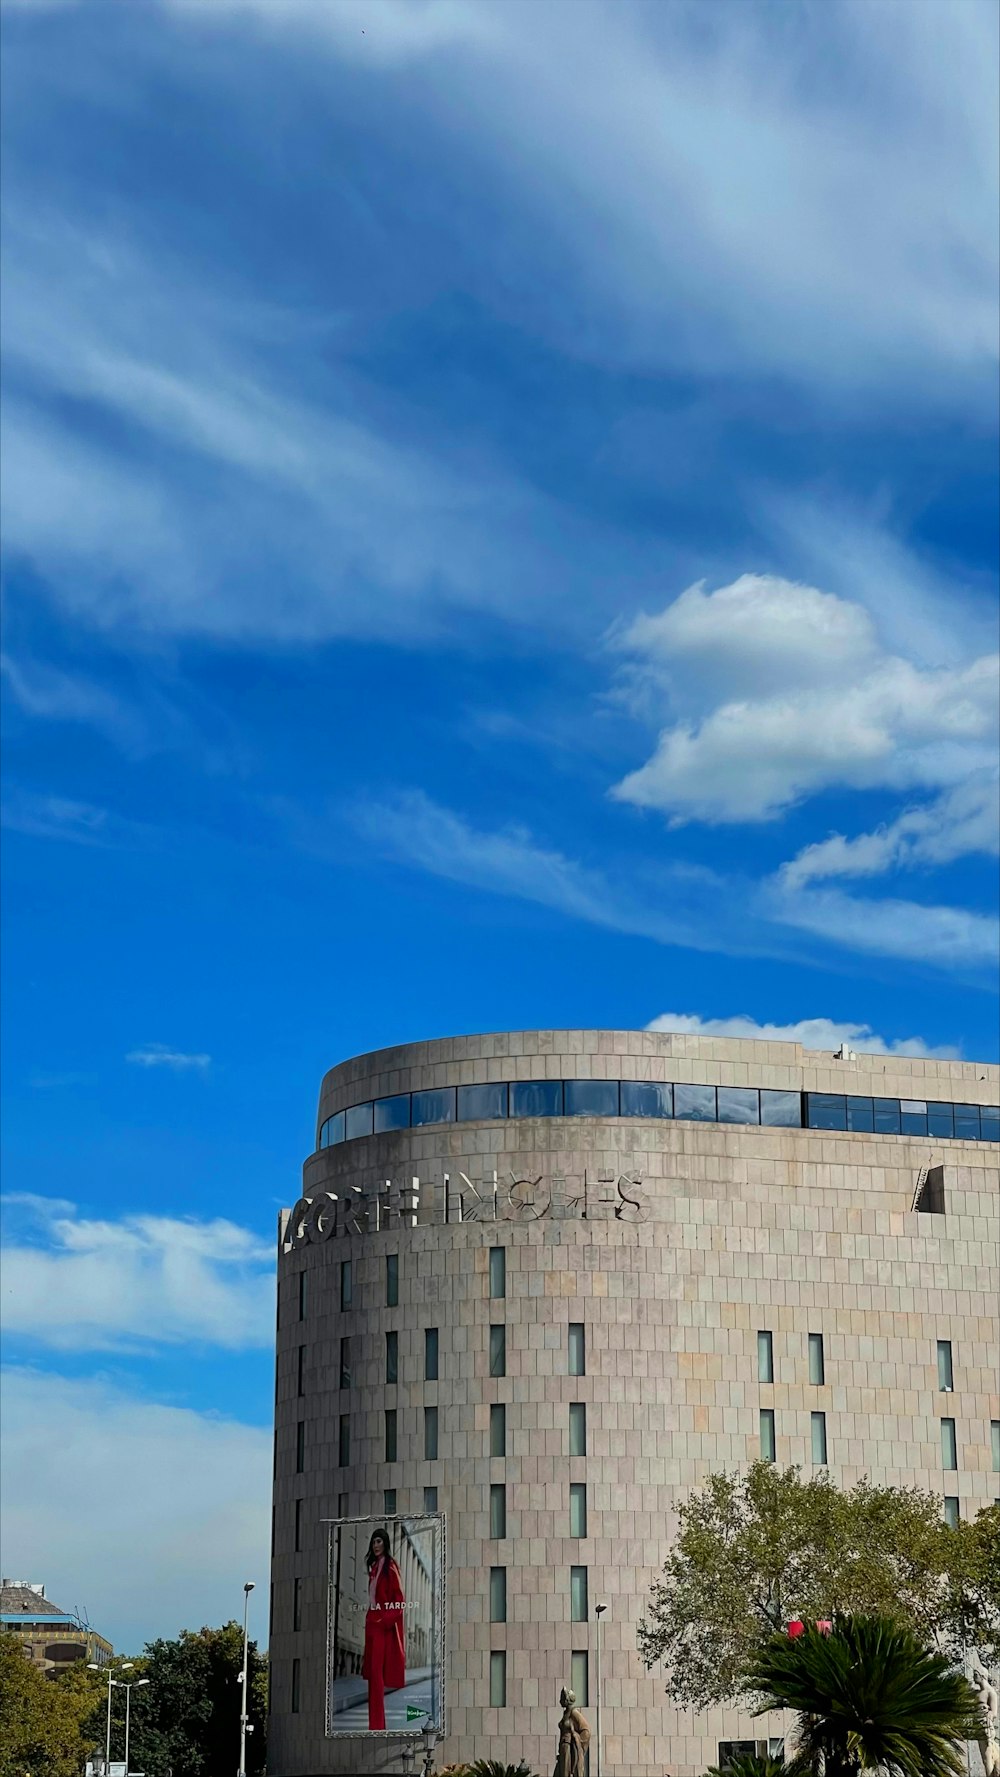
[749,1615,980,1777]
[705,1752,811,1777]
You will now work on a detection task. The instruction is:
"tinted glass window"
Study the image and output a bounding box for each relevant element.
[411,1087,456,1128]
[571,1650,589,1707]
[340,1259,352,1311]
[757,1330,773,1383]
[385,1331,398,1384]
[811,1411,828,1465]
[674,1083,717,1122]
[570,1566,588,1621]
[489,1403,506,1458]
[569,1482,587,1538]
[759,1090,802,1127]
[564,1079,620,1117]
[760,1408,776,1462]
[937,1340,953,1390]
[384,1489,396,1515]
[510,1080,563,1118]
[424,1406,439,1461]
[384,1409,397,1463]
[717,1088,760,1125]
[338,1416,350,1468]
[425,1327,439,1382]
[927,1102,955,1138]
[490,1325,507,1377]
[808,1333,825,1385]
[489,1650,506,1708]
[900,1099,928,1136]
[943,1497,959,1528]
[490,1483,507,1538]
[339,1337,350,1389]
[321,1111,345,1148]
[980,1106,1000,1142]
[620,1080,673,1119]
[568,1322,585,1376]
[953,1104,982,1140]
[374,1094,410,1133]
[806,1094,847,1131]
[457,1082,508,1122]
[569,1402,587,1457]
[846,1097,874,1133]
[424,1487,438,1513]
[941,1418,957,1470]
[489,1246,506,1299]
[345,1101,374,1141]
[489,1567,506,1622]
[873,1098,902,1134]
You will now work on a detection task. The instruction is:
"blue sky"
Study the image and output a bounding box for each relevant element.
[1,0,997,1653]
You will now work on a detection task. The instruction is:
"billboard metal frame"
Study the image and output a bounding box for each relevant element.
[323,1511,447,1742]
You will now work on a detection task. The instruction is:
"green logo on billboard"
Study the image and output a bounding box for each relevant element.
[406,1705,426,1721]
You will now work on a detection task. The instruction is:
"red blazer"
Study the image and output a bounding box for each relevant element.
[362,1558,405,1689]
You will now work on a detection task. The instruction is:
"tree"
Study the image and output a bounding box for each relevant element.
[99,1624,267,1777]
[638,1464,1000,1709]
[749,1616,980,1777]
[0,1635,94,1777]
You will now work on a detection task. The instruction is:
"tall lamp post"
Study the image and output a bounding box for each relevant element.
[238,1580,255,1777]
[87,1659,133,1773]
[594,1601,608,1777]
[122,1676,149,1775]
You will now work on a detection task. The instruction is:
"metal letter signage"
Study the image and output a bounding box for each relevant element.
[283,1167,647,1251]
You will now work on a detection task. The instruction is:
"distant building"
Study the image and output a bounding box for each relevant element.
[1,1580,112,1674]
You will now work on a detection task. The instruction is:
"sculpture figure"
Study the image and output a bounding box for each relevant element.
[553,1685,592,1777]
[972,1668,1000,1777]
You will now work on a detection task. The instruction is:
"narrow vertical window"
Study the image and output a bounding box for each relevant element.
[490,1483,507,1539]
[340,1259,352,1311]
[489,1566,507,1622]
[338,1414,350,1467]
[424,1406,439,1461]
[760,1408,776,1462]
[757,1330,774,1383]
[943,1497,960,1528]
[570,1650,589,1707]
[293,1575,302,1632]
[570,1565,588,1621]
[568,1322,586,1376]
[811,1411,828,1465]
[490,1403,506,1458]
[425,1327,439,1382]
[386,1253,399,1308]
[489,1650,507,1708]
[490,1325,507,1377]
[424,1486,438,1513]
[569,1482,588,1538]
[941,1418,958,1470]
[385,1409,397,1463]
[339,1336,351,1390]
[569,1403,587,1457]
[385,1330,399,1385]
[295,1421,305,1475]
[489,1246,506,1299]
[298,1271,308,1322]
[294,1498,303,1552]
[808,1333,825,1385]
[291,1657,301,1714]
[296,1346,305,1397]
[937,1340,954,1391]
[384,1488,396,1515]
[992,1422,1000,1471]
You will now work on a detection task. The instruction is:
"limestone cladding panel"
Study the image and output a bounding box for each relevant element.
[270,1036,999,1777]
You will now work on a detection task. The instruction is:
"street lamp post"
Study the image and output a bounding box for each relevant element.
[88,1660,133,1773]
[594,1602,608,1777]
[122,1677,149,1775]
[238,1581,255,1777]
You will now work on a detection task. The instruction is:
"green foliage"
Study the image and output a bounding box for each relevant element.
[0,1635,95,1777]
[118,1622,267,1777]
[638,1464,999,1709]
[704,1754,809,1777]
[750,1615,981,1777]
[439,1763,539,1777]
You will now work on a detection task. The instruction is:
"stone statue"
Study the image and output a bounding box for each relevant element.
[972,1668,1000,1777]
[553,1685,592,1777]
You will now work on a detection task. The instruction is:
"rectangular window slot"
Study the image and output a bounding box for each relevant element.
[570,1565,588,1622]
[569,1403,587,1457]
[489,1245,506,1299]
[424,1406,439,1461]
[425,1326,439,1381]
[490,1403,506,1459]
[490,1324,507,1377]
[489,1566,507,1622]
[760,1408,776,1462]
[808,1333,825,1385]
[489,1650,506,1708]
[490,1483,507,1538]
[937,1340,954,1391]
[811,1411,828,1466]
[757,1330,774,1383]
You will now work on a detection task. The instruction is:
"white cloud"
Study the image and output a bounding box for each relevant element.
[1,791,112,844]
[142,0,998,393]
[1,653,134,741]
[611,574,998,825]
[2,1199,274,1351]
[126,1044,212,1071]
[0,1369,270,1653]
[644,1011,959,1061]
[350,790,997,977]
[782,775,1000,888]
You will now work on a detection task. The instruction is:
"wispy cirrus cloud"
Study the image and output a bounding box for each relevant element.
[644,1011,959,1061]
[126,1044,212,1070]
[2,1197,272,1351]
[781,774,1000,889]
[351,789,998,977]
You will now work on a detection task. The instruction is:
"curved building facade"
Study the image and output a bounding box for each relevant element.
[269,1030,1000,1777]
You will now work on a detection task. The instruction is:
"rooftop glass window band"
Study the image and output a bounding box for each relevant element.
[317,1086,998,1151]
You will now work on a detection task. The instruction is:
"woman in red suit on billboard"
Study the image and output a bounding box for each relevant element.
[362,1527,406,1730]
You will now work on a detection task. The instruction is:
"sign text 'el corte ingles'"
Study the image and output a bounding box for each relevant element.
[283,1166,648,1249]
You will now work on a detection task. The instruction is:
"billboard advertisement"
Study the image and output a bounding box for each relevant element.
[326,1513,445,1738]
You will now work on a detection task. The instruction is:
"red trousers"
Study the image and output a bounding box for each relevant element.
[365,1620,403,1729]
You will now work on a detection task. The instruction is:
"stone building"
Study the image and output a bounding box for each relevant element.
[269,1029,1000,1776]
[1,1580,113,1673]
